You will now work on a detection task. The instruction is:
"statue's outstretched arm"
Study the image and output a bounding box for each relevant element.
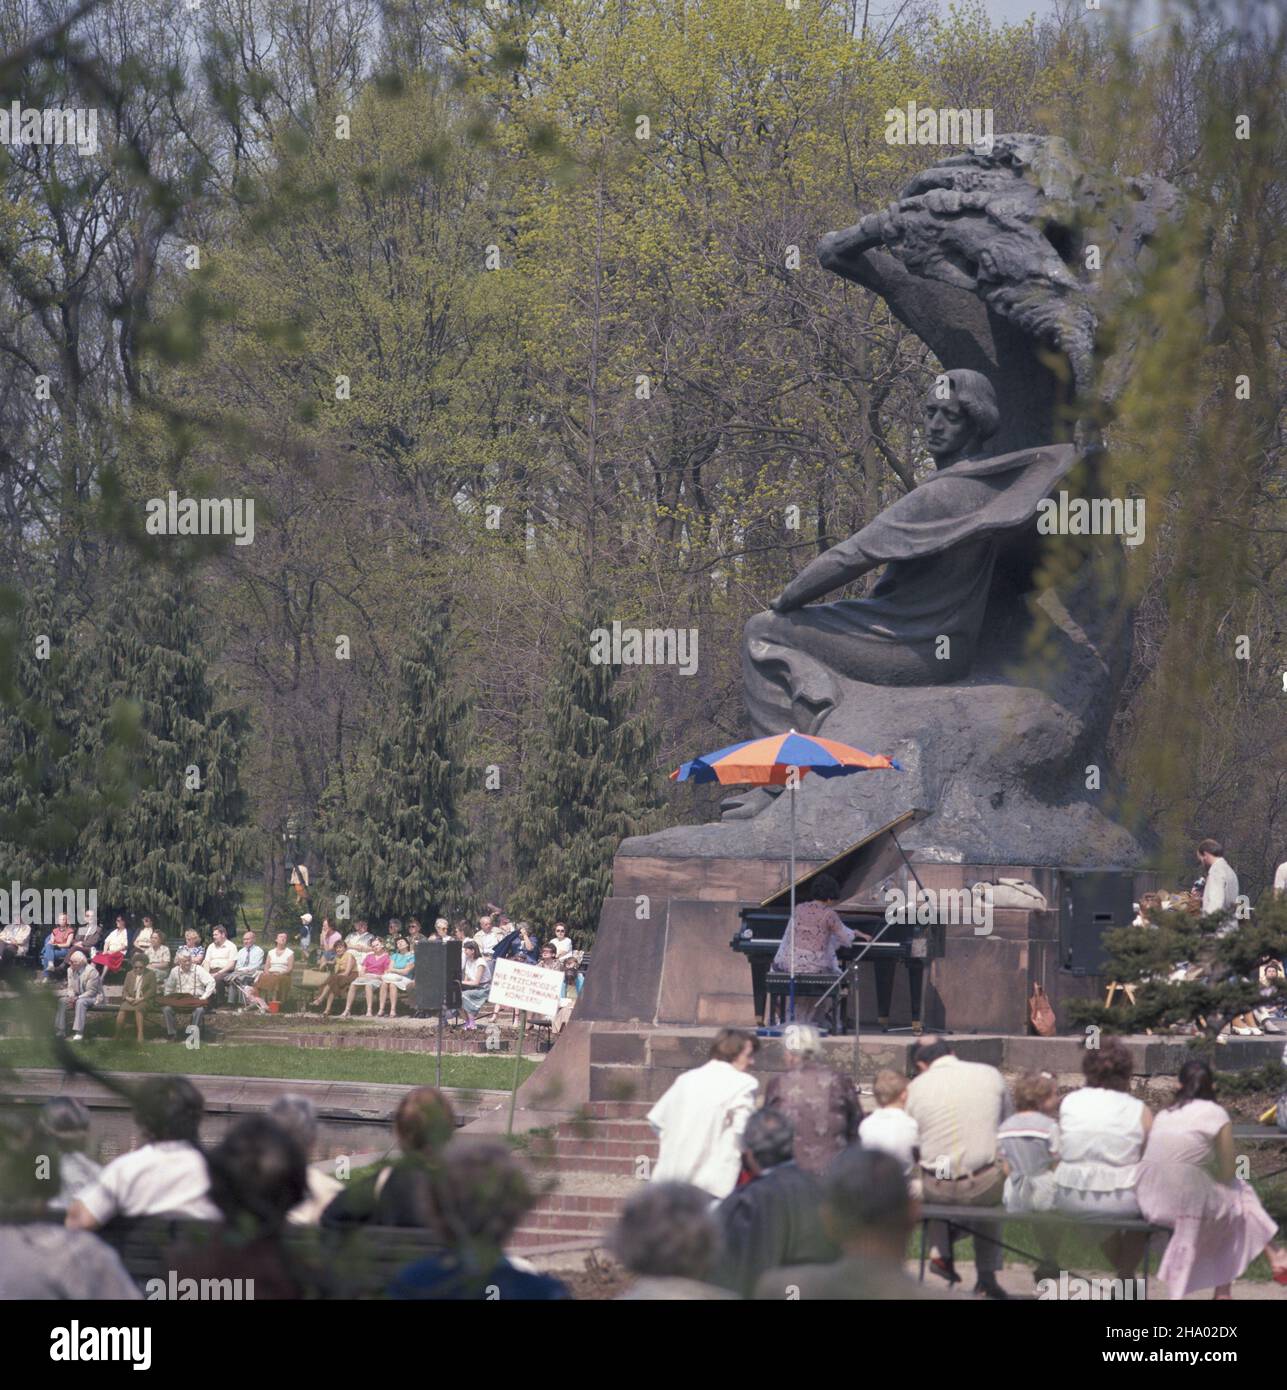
[771,530,879,612]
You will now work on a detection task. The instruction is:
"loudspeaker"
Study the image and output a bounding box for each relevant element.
[415,940,462,1013]
[1060,872,1136,976]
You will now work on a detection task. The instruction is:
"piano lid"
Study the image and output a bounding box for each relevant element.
[759,807,930,909]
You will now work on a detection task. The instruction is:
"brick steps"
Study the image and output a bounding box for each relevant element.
[512,1111,652,1249]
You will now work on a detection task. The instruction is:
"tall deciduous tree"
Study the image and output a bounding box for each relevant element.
[75,560,248,928]
[322,606,475,922]
[507,611,664,939]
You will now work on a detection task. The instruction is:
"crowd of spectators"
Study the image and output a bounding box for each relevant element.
[10,907,587,1043]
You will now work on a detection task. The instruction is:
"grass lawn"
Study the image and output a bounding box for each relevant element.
[0,1038,538,1090]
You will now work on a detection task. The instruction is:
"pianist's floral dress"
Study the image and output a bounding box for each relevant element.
[771,901,854,976]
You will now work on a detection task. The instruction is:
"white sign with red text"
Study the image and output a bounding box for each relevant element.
[488,958,562,1019]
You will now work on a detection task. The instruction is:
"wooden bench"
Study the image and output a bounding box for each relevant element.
[917,1202,1170,1295]
[96,1216,448,1298]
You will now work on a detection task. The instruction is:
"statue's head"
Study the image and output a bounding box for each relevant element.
[922,369,999,464]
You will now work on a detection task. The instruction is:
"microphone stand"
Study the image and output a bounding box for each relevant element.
[804,830,931,1085]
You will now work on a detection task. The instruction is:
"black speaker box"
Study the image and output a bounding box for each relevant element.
[1060,871,1136,976]
[415,940,462,1012]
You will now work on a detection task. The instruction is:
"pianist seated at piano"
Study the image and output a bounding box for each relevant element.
[771,875,871,978]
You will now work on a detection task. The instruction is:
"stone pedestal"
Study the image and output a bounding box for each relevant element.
[575,853,1157,1036]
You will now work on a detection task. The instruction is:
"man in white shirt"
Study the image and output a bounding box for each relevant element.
[229,930,265,1005]
[648,1029,760,1199]
[1197,838,1239,934]
[162,952,216,1042]
[551,922,574,959]
[0,916,32,965]
[56,952,103,1041]
[473,914,503,958]
[65,1076,220,1228]
[202,924,238,1001]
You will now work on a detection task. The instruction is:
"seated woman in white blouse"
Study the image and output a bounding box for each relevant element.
[1053,1038,1153,1279]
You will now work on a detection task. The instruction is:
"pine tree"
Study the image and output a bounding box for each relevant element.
[0,578,86,886]
[1068,896,1287,1047]
[506,615,664,942]
[321,607,475,923]
[75,561,248,928]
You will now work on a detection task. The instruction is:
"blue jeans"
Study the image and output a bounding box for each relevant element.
[42,940,70,972]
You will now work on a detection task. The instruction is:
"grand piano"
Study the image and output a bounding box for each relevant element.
[730,808,942,1029]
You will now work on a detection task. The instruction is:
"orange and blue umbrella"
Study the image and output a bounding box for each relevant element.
[671,730,902,1016]
[671,730,901,785]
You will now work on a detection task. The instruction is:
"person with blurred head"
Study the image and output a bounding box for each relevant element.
[40,1098,102,1212]
[309,944,358,1015]
[712,1109,837,1298]
[161,950,215,1043]
[905,1035,1011,1298]
[55,950,102,1042]
[244,930,295,1012]
[114,952,158,1042]
[339,935,389,1017]
[322,1086,457,1228]
[459,940,492,1028]
[66,1076,218,1229]
[202,924,238,1001]
[613,1183,737,1300]
[318,917,343,964]
[268,1094,343,1225]
[1136,1060,1287,1298]
[378,935,416,1017]
[648,1029,760,1199]
[180,926,205,965]
[73,909,101,954]
[141,928,172,981]
[858,1069,920,1193]
[389,1142,570,1299]
[755,1148,942,1300]
[0,914,32,967]
[0,1114,140,1299]
[762,1023,862,1174]
[92,915,130,974]
[174,1116,312,1299]
[473,913,503,959]
[1053,1037,1152,1281]
[40,913,75,979]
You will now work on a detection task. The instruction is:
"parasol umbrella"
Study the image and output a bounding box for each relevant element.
[671,730,901,1020]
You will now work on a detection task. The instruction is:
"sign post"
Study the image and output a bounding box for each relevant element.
[488,959,563,1138]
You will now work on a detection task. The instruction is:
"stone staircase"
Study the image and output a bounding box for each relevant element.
[511,1101,655,1252]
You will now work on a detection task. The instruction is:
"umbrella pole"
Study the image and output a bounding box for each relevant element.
[789,776,796,1024]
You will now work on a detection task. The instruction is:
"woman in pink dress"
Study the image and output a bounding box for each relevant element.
[1136,1060,1287,1298]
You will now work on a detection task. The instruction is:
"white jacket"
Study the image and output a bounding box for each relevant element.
[647,1059,759,1199]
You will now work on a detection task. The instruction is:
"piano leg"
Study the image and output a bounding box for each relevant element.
[874,959,926,1029]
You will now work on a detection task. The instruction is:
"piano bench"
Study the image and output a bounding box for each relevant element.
[764,972,845,1030]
